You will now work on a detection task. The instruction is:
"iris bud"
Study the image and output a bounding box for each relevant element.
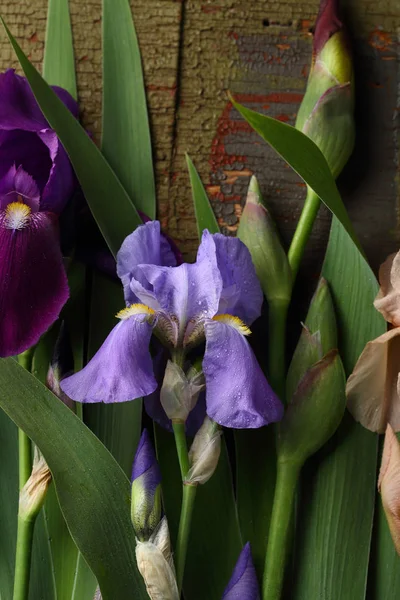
[378,425,400,555]
[186,416,221,485]
[19,447,52,522]
[136,517,179,600]
[238,176,292,305]
[286,277,337,401]
[160,360,205,423]
[295,0,354,177]
[278,349,346,465]
[222,543,260,600]
[131,430,162,541]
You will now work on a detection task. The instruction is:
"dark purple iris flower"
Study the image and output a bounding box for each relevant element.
[0,70,78,357]
[222,543,260,600]
[61,221,283,429]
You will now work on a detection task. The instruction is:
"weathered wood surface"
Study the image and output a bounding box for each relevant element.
[1,0,399,275]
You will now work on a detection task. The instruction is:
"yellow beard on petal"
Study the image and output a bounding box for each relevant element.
[116,303,156,320]
[5,201,31,230]
[212,314,251,336]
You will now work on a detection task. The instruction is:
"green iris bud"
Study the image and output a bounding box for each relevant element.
[286,277,337,401]
[238,175,292,305]
[295,0,354,177]
[278,349,346,465]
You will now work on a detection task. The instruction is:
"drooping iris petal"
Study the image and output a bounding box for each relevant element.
[60,314,156,403]
[222,543,260,600]
[0,164,40,210]
[37,129,76,213]
[117,221,178,306]
[0,69,78,131]
[0,210,69,357]
[203,319,283,428]
[198,231,263,325]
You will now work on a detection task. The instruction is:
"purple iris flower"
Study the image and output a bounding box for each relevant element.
[0,70,78,357]
[222,543,260,600]
[61,221,283,429]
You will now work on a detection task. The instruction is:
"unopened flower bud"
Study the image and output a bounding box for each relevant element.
[286,278,337,401]
[186,417,221,485]
[19,447,52,522]
[278,349,346,465]
[238,176,292,305]
[136,518,179,600]
[222,543,260,600]
[131,430,162,540]
[378,424,400,555]
[295,0,354,177]
[160,360,205,423]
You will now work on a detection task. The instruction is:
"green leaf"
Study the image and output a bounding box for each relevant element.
[42,0,77,99]
[291,217,385,599]
[102,0,156,218]
[1,20,141,257]
[186,154,220,236]
[155,426,242,599]
[0,359,147,600]
[84,274,142,477]
[230,97,360,251]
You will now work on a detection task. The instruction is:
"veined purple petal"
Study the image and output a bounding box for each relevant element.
[203,320,283,428]
[117,221,178,306]
[0,164,40,210]
[198,231,263,325]
[37,129,76,214]
[222,543,260,600]
[0,130,52,193]
[0,70,78,132]
[60,315,156,403]
[0,210,69,357]
[131,430,162,494]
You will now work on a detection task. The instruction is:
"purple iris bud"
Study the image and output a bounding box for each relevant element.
[222,543,260,600]
[131,430,162,540]
[61,221,283,429]
[0,70,78,357]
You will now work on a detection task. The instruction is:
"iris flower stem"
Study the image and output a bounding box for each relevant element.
[14,350,35,600]
[268,300,289,402]
[172,422,190,479]
[262,460,301,600]
[287,187,320,281]
[175,483,197,593]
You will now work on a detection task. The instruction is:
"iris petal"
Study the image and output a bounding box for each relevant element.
[0,211,69,357]
[37,129,76,214]
[222,543,260,600]
[117,221,177,306]
[198,231,263,325]
[61,314,156,403]
[203,319,283,428]
[0,164,40,210]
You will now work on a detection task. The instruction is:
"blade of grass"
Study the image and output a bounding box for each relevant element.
[186,154,219,236]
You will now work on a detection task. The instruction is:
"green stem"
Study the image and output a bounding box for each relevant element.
[175,483,197,593]
[14,349,35,600]
[268,300,289,401]
[262,460,301,600]
[13,516,35,600]
[172,422,190,480]
[287,187,320,280]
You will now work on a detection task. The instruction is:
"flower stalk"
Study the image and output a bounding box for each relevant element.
[175,483,197,592]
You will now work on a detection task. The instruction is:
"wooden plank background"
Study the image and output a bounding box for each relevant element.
[0,0,399,278]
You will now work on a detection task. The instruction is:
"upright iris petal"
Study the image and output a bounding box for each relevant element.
[222,543,260,600]
[0,70,78,357]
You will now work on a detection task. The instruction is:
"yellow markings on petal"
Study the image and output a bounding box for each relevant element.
[5,201,31,230]
[212,314,251,336]
[116,303,155,320]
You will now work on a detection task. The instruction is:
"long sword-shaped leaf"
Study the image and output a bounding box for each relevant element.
[1,20,141,257]
[0,360,147,600]
[42,0,77,99]
[186,154,219,236]
[291,217,385,598]
[102,0,156,218]
[230,97,359,250]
